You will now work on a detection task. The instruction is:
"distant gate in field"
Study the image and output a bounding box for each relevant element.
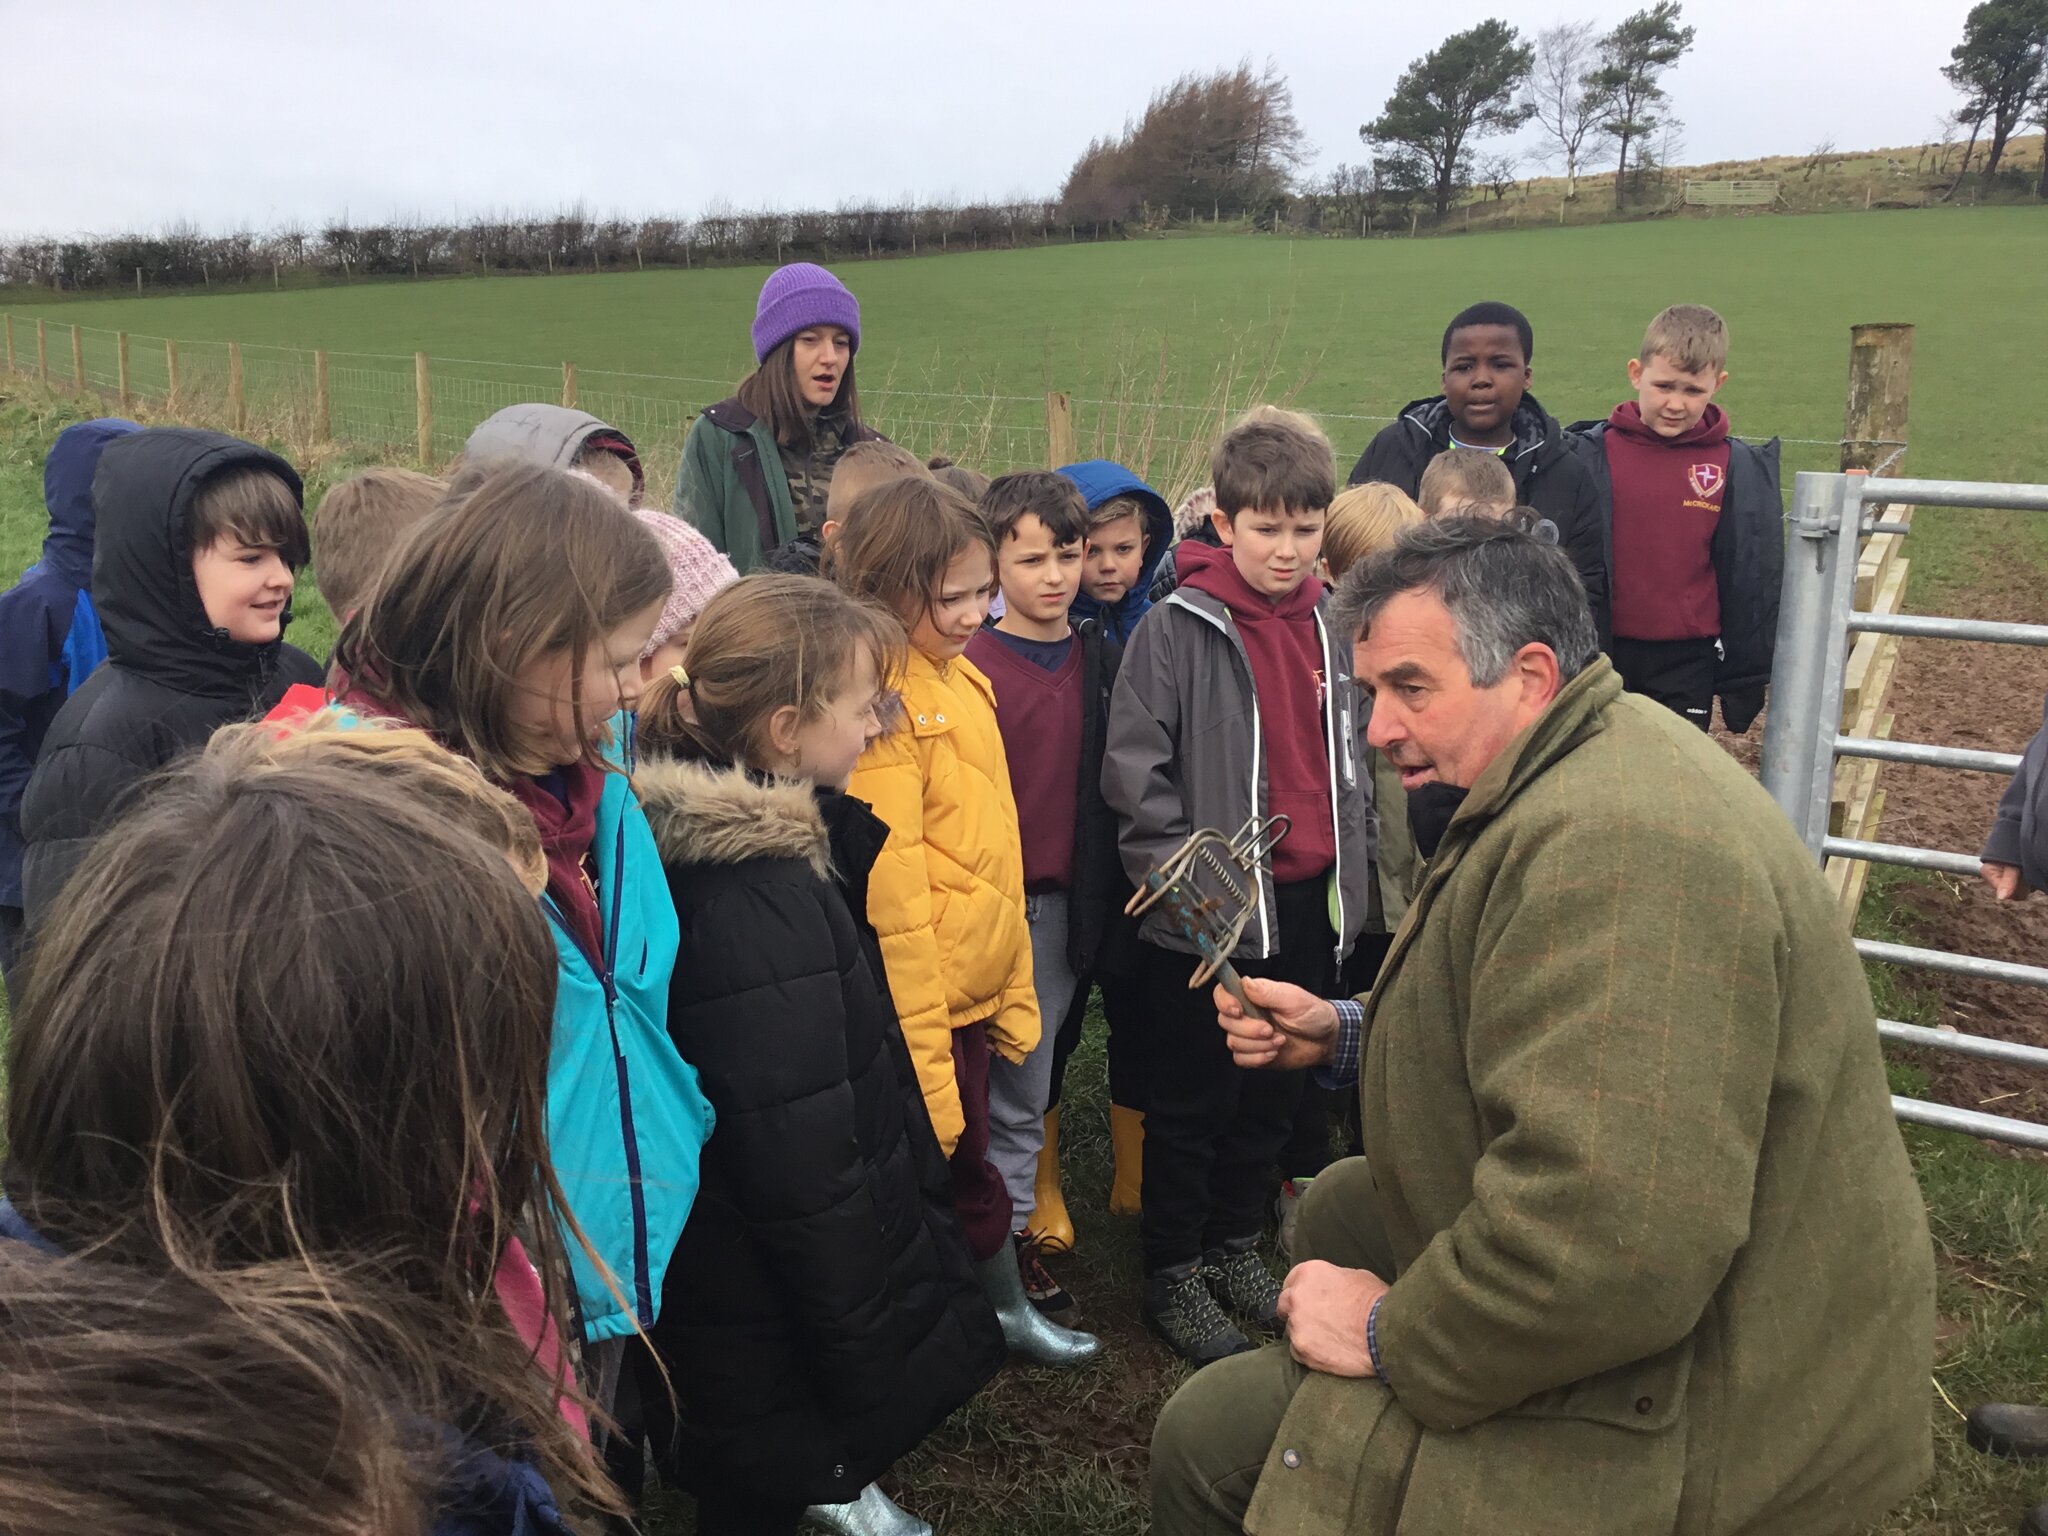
[1683,180,1781,206]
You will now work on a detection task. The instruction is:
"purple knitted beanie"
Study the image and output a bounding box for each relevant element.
[751,263,861,362]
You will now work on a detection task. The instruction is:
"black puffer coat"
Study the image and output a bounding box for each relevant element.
[633,757,1004,1504]
[19,428,320,928]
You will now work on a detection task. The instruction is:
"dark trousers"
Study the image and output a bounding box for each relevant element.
[949,1021,1014,1260]
[1046,969,1153,1113]
[1277,930,1388,1180]
[1138,878,1334,1271]
[1613,635,1718,732]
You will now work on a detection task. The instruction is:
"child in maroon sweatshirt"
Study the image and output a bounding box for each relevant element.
[1567,304,1784,732]
[1102,417,1373,1366]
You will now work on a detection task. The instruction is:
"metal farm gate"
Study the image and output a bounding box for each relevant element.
[1762,470,2048,1149]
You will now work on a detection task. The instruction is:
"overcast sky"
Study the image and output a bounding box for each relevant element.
[2,0,1981,237]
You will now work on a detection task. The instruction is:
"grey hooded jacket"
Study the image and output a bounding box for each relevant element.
[1983,691,2048,892]
[1102,585,1374,965]
[462,404,643,497]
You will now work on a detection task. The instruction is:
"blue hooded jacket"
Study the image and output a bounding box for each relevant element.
[0,418,140,909]
[1056,460,1173,645]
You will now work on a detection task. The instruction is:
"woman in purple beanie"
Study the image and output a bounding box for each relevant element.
[672,263,885,574]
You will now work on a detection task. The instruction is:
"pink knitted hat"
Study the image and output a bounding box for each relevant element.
[633,508,739,657]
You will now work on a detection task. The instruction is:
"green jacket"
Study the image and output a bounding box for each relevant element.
[1247,660,1934,1536]
[673,399,792,575]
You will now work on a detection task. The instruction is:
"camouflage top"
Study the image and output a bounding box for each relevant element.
[779,411,858,538]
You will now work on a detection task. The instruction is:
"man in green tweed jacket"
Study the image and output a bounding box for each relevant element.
[1151,515,1934,1536]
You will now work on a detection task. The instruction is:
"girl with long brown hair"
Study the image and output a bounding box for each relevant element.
[673,263,884,574]
[331,463,713,1425]
[2,717,620,1533]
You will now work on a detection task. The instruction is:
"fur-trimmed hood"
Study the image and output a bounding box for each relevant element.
[634,756,831,880]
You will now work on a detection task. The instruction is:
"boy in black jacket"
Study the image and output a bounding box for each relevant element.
[20,428,320,928]
[1566,305,1783,733]
[1350,301,1609,637]
[965,472,1123,1321]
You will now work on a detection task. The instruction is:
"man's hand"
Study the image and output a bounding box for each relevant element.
[1277,1260,1391,1378]
[1214,976,1338,1070]
[1983,860,2031,901]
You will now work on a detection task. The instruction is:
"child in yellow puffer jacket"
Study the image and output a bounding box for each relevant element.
[832,473,1098,1367]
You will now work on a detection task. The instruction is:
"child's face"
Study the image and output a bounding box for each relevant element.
[1442,324,1530,442]
[998,514,1083,628]
[783,649,885,791]
[192,538,296,644]
[512,597,665,767]
[906,545,995,662]
[792,327,853,409]
[1628,354,1729,439]
[1212,505,1325,600]
[1081,511,1146,605]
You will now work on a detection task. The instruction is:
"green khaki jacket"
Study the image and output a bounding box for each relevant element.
[673,399,794,575]
[1247,660,1934,1536]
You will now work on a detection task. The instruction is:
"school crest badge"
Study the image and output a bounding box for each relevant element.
[1688,462,1725,500]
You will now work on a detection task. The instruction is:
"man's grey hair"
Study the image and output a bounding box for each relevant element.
[1331,512,1600,686]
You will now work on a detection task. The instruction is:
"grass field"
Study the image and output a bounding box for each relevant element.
[5,209,2048,1533]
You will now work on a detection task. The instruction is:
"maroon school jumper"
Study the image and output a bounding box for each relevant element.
[1605,401,1733,643]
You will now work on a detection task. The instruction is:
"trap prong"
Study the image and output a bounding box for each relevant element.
[1127,815,1295,1028]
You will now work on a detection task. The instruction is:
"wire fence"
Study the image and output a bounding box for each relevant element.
[0,312,1878,511]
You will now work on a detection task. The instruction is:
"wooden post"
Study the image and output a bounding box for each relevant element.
[71,325,84,390]
[1842,324,1914,473]
[37,319,48,384]
[313,349,330,441]
[561,361,577,409]
[135,267,143,295]
[415,352,432,465]
[166,338,179,408]
[228,342,245,432]
[3,314,13,372]
[1044,391,1075,469]
[117,332,131,410]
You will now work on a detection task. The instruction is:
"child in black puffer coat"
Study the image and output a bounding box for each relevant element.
[631,573,1004,1536]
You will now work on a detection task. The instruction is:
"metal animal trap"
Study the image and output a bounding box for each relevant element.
[1126,814,1291,1024]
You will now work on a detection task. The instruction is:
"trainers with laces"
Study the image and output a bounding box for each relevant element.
[1274,1176,1314,1266]
[1202,1239,1282,1331]
[1015,1230,1080,1322]
[1143,1261,1253,1366]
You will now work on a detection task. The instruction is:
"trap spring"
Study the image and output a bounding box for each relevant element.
[1126,815,1297,1030]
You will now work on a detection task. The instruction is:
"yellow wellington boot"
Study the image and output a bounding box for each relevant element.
[1027,1107,1076,1253]
[1108,1104,1144,1216]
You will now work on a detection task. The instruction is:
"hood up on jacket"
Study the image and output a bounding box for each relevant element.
[1390,390,1568,468]
[634,756,833,881]
[1057,459,1174,638]
[91,427,306,700]
[38,418,141,586]
[463,404,644,499]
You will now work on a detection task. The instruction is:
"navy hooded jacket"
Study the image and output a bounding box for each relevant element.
[0,419,141,910]
[1056,460,1173,644]
[19,428,321,929]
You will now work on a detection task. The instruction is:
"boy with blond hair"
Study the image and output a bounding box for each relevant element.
[310,467,445,622]
[1416,447,1516,519]
[1568,304,1783,733]
[1103,414,1372,1365]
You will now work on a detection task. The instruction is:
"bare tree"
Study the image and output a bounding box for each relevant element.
[1478,151,1522,200]
[1523,20,1613,199]
[1801,137,1838,180]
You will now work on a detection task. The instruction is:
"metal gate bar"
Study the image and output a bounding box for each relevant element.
[1761,469,2048,1147]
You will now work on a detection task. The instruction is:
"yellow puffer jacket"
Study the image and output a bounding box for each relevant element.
[848,649,1039,1156]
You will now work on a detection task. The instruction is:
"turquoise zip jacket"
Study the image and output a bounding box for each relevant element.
[546,767,713,1343]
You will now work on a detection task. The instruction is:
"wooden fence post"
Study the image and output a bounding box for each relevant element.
[118,332,131,410]
[228,342,245,432]
[313,350,330,441]
[166,339,179,409]
[71,325,84,390]
[1044,391,1075,469]
[37,320,48,385]
[415,352,433,465]
[1841,323,1914,473]
[561,361,577,409]
[3,314,13,372]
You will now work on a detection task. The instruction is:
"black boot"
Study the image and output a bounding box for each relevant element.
[1970,1403,2048,1461]
[1202,1235,1282,1331]
[1144,1260,1253,1366]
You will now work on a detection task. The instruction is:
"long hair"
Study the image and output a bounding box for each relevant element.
[826,475,994,636]
[636,574,900,769]
[331,462,670,780]
[735,334,863,451]
[3,717,618,1519]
